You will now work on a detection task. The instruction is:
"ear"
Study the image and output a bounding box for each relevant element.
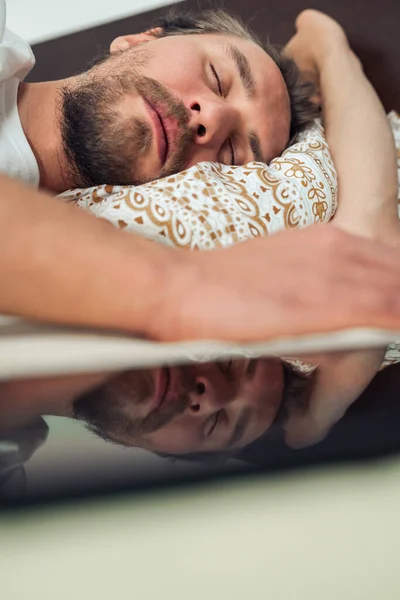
[110,28,162,54]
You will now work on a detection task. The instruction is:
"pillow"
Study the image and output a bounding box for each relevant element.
[60,119,338,249]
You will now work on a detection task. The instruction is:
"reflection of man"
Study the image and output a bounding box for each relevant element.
[0,358,311,461]
[73,360,312,456]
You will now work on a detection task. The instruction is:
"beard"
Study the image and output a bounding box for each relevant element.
[59,50,194,188]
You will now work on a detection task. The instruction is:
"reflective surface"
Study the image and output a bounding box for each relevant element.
[2,360,400,505]
[3,460,400,600]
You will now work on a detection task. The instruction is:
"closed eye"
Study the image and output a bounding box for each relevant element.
[228,140,236,165]
[207,409,222,437]
[210,64,223,96]
[210,64,236,166]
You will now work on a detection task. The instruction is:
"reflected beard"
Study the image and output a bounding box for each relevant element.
[60,69,192,188]
[72,367,195,445]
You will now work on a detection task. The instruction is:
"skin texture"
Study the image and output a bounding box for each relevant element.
[0,358,310,455]
[18,32,290,192]
[5,19,400,345]
[72,358,292,454]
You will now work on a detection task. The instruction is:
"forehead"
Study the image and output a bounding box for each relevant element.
[161,32,281,79]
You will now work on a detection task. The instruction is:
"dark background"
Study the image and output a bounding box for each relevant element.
[10,0,400,501]
[28,0,400,111]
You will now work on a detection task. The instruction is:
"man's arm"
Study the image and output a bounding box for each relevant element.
[285,10,398,239]
[283,10,399,448]
[0,174,178,333]
[1,173,400,344]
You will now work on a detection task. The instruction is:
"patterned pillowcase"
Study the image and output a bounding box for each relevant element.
[60,119,338,249]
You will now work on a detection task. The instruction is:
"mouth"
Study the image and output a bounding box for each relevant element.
[150,367,171,413]
[145,100,170,166]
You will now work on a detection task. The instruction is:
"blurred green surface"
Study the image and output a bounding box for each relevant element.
[2,458,400,600]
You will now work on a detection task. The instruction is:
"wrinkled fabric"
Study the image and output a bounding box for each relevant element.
[61,119,337,248]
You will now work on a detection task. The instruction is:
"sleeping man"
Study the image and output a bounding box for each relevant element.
[1,10,399,489]
[15,11,314,191]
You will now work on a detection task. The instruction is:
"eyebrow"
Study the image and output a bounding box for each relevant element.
[225,407,252,450]
[245,359,258,381]
[225,43,256,98]
[224,43,264,163]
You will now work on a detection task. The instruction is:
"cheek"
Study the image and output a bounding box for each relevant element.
[243,361,284,444]
[140,417,200,455]
[142,46,202,96]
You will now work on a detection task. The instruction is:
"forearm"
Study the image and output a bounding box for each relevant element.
[317,46,396,366]
[284,347,385,449]
[0,175,180,333]
[318,45,398,241]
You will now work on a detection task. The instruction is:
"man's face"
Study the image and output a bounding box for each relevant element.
[60,33,291,187]
[73,359,310,454]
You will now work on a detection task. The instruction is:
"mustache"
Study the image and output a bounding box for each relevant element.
[134,76,196,177]
[137,393,190,436]
[73,366,197,443]
[135,76,191,130]
[131,366,196,437]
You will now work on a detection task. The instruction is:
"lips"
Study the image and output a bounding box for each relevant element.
[150,367,170,413]
[145,100,169,166]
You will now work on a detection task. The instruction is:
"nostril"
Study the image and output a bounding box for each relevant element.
[197,124,206,137]
[190,403,200,413]
[191,102,201,112]
[196,381,206,395]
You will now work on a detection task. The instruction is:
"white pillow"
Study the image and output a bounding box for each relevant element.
[60,119,338,249]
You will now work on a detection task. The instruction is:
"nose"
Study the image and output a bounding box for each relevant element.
[188,372,233,415]
[189,98,238,149]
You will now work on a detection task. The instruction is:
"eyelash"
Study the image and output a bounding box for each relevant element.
[210,63,223,96]
[207,359,233,438]
[210,64,236,166]
[208,409,222,437]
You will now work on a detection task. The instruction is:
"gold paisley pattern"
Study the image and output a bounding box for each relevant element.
[61,120,337,248]
[60,113,400,368]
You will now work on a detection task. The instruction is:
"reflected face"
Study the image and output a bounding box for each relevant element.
[73,359,310,455]
[61,33,290,187]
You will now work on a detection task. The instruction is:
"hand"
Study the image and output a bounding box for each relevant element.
[284,10,349,85]
[148,224,400,343]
